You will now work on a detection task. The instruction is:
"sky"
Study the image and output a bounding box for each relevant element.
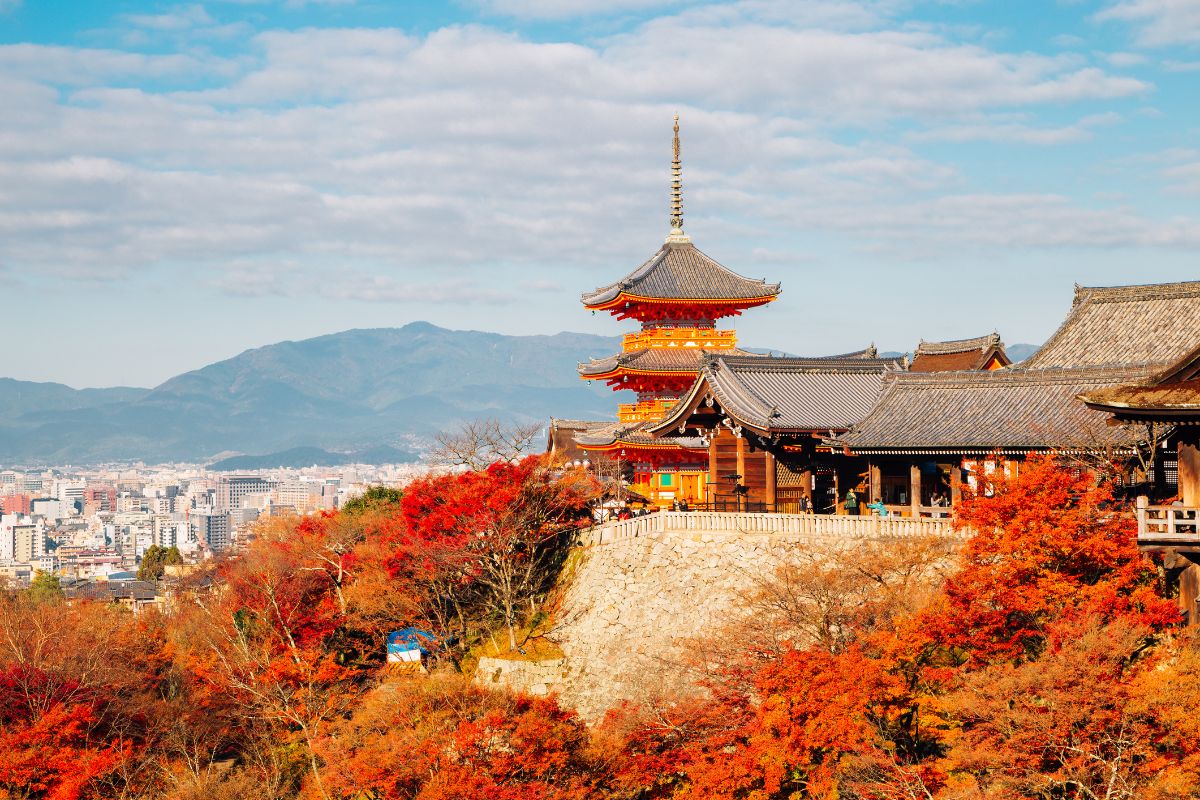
[2,0,1200,388]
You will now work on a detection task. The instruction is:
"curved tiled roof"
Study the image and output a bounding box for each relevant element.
[581,241,781,307]
[574,420,706,450]
[649,352,903,435]
[1081,379,1200,413]
[914,333,1002,356]
[837,366,1150,454]
[1080,343,1200,418]
[1025,281,1200,369]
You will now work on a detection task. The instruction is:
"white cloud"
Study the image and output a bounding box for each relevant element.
[125,4,214,30]
[0,4,1182,302]
[909,111,1122,145]
[473,0,681,19]
[1104,51,1147,66]
[1096,0,1200,46]
[0,43,233,86]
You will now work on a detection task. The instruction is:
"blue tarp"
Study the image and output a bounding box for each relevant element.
[387,628,439,655]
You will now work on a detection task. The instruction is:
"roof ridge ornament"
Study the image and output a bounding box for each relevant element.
[666,114,690,244]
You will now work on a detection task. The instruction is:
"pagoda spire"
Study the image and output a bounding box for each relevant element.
[667,114,690,244]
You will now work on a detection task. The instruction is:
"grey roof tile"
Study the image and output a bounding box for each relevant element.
[649,352,903,435]
[914,332,1003,357]
[1025,281,1200,369]
[581,241,781,306]
[836,365,1150,454]
[574,419,706,449]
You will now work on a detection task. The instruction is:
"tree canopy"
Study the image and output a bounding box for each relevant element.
[1,453,1195,800]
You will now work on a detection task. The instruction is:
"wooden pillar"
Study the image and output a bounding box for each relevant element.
[735,435,747,513]
[707,433,718,509]
[1179,430,1200,506]
[764,451,777,511]
[868,462,882,504]
[950,464,962,508]
[1181,562,1200,626]
[910,464,922,517]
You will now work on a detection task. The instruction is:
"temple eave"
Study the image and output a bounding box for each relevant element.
[584,294,778,319]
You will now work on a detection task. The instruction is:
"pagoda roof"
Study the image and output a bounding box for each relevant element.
[649,350,901,436]
[578,346,759,378]
[581,241,781,308]
[910,332,1010,372]
[1025,280,1200,370]
[834,365,1149,455]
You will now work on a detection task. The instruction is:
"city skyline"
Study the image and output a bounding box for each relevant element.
[3,0,1200,387]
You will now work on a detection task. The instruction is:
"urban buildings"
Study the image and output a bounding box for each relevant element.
[0,461,423,584]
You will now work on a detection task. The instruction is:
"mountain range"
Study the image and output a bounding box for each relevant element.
[0,323,627,466]
[0,324,1040,467]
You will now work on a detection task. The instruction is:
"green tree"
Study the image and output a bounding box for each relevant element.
[27,570,63,604]
[137,545,183,581]
[341,485,403,516]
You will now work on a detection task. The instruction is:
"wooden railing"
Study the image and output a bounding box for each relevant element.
[622,328,737,352]
[617,399,676,423]
[1137,497,1200,543]
[879,504,953,519]
[576,511,962,547]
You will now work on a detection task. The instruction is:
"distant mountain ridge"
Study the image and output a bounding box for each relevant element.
[0,323,627,466]
[0,378,148,417]
[208,445,420,471]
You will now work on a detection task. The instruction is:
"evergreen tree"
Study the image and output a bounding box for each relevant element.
[137,545,183,582]
[27,570,63,604]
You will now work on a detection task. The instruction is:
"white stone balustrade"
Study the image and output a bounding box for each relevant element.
[576,510,963,546]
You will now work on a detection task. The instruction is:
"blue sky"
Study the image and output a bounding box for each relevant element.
[2,0,1200,387]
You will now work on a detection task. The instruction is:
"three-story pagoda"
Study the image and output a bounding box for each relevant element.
[575,117,781,506]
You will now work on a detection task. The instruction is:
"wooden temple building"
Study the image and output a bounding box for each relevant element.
[1080,339,1200,622]
[646,351,902,512]
[829,281,1200,513]
[552,120,1200,522]
[632,279,1200,515]
[567,117,780,506]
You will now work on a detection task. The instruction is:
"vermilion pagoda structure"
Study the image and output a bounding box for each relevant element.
[573,117,781,506]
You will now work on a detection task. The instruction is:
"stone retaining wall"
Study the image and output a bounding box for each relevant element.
[481,516,962,722]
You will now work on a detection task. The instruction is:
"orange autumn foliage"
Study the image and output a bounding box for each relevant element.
[925,454,1178,665]
[2,452,1194,800]
[317,674,598,800]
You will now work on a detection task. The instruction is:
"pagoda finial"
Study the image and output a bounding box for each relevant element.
[666,114,689,244]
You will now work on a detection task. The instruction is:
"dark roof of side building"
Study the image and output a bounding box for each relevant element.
[1080,343,1200,419]
[547,419,615,460]
[580,241,781,307]
[64,579,158,602]
[835,365,1150,455]
[649,351,903,436]
[909,333,1010,372]
[1025,281,1200,370]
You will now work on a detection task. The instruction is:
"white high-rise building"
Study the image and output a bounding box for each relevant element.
[191,511,232,553]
